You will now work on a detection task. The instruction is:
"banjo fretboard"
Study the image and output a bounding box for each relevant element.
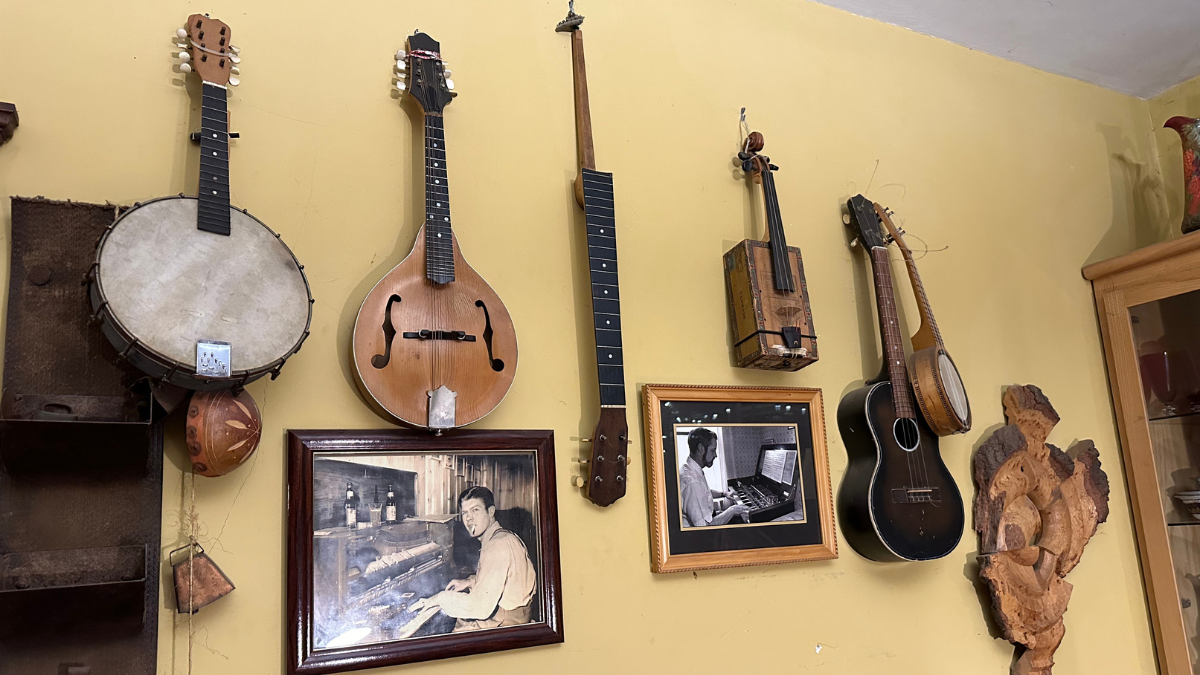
[582,168,625,407]
[197,82,231,236]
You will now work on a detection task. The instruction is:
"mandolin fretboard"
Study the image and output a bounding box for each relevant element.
[582,168,625,407]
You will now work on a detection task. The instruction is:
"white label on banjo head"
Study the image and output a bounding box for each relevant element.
[197,340,232,378]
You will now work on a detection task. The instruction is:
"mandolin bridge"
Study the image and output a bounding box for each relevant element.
[892,487,942,504]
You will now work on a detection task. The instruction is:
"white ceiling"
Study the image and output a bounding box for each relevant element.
[813,0,1200,98]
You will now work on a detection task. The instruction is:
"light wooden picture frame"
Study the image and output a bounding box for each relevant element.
[643,384,837,573]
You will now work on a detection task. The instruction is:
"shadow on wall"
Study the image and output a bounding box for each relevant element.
[1084,124,1170,268]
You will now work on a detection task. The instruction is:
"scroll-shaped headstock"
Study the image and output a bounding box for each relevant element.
[737,131,776,184]
[584,407,628,507]
[175,14,239,86]
[396,32,456,114]
[846,194,887,250]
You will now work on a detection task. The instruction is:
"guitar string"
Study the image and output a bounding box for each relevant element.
[873,248,918,490]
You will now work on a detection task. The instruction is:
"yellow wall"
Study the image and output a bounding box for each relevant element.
[0,0,1170,673]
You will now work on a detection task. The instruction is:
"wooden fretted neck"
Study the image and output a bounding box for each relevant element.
[869,246,916,419]
[196,82,231,235]
[875,204,941,351]
[424,114,454,284]
[759,169,795,292]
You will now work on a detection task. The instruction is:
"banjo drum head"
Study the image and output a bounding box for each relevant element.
[937,351,970,424]
[96,197,310,385]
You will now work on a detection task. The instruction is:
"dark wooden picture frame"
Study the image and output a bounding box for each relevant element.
[643,385,837,573]
[286,429,563,674]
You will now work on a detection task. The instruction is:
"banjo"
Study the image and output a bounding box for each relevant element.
[88,14,312,391]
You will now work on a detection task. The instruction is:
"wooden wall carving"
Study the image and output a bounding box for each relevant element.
[973,385,1110,675]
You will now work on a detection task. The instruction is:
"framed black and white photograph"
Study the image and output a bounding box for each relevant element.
[286,429,563,673]
[643,385,836,572]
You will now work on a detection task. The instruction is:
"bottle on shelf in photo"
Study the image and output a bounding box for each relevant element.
[344,482,357,530]
[385,484,398,524]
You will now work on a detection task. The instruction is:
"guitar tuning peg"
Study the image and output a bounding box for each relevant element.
[230,66,239,75]
[443,68,452,77]
[228,76,240,87]
[849,239,859,249]
[395,81,406,91]
[229,54,241,64]
[842,213,852,226]
[229,45,240,54]
[395,49,407,60]
[176,28,188,39]
[177,51,191,62]
[445,79,455,90]
[179,62,192,73]
[571,475,586,488]
[395,60,406,71]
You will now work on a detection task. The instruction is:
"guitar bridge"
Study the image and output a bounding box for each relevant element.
[892,487,942,504]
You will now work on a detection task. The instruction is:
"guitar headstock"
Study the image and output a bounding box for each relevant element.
[847,194,887,249]
[584,407,628,507]
[174,14,240,86]
[396,32,456,113]
[736,131,775,184]
[873,202,913,255]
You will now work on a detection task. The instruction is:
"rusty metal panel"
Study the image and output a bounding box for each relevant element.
[0,197,162,674]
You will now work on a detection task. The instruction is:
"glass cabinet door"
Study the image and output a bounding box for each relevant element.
[1132,289,1200,672]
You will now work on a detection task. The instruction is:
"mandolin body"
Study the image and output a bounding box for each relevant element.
[837,380,964,562]
[352,224,517,429]
[724,239,818,371]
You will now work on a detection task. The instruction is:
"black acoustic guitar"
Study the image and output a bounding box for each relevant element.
[837,195,963,562]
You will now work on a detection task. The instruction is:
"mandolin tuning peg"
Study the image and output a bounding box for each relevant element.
[229,54,241,64]
[179,62,192,73]
[178,51,191,62]
[229,45,240,54]
[395,60,406,71]
[395,81,406,91]
[230,66,239,75]
[445,79,455,90]
[228,76,240,87]
[176,28,188,39]
[395,49,407,60]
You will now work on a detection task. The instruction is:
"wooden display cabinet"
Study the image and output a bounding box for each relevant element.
[1085,234,1200,674]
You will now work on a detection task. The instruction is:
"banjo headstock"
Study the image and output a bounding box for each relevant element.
[397,32,456,114]
[175,14,240,86]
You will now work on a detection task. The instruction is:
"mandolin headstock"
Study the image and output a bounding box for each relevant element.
[584,407,628,507]
[397,32,456,114]
[175,14,239,86]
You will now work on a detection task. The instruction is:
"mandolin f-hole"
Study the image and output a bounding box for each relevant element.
[475,300,504,372]
[371,294,402,369]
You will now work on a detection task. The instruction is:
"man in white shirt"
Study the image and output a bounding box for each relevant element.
[679,428,750,527]
[410,486,536,632]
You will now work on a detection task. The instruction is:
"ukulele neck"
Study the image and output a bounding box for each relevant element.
[869,246,915,418]
[197,82,231,235]
[759,169,794,292]
[424,114,454,284]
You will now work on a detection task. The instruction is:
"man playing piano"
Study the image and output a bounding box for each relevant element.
[680,427,750,527]
[410,486,536,632]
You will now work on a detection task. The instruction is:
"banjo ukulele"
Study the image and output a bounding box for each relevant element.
[874,203,971,436]
[89,14,312,391]
[352,32,518,431]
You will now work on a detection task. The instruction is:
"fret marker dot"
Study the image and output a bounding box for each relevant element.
[606,321,610,325]
[212,133,217,138]
[600,229,605,233]
[608,354,613,358]
[602,264,607,268]
[434,143,438,147]
[212,191,217,195]
[437,202,442,207]
[437,233,442,237]
[436,180,440,184]
[603,290,608,294]
[435,162,439,167]
[212,152,217,156]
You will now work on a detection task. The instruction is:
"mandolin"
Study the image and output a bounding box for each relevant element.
[557,2,628,506]
[352,32,517,431]
[874,203,971,436]
[89,14,312,392]
[725,129,818,371]
[837,194,963,562]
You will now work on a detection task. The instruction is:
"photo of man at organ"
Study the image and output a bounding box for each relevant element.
[309,452,541,650]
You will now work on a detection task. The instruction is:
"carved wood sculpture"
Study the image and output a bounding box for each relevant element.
[0,102,17,144]
[973,385,1110,675]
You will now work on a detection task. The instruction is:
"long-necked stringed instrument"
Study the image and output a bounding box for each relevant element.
[352,32,517,431]
[89,14,312,392]
[558,2,628,507]
[725,129,818,371]
[874,203,971,436]
[837,195,963,562]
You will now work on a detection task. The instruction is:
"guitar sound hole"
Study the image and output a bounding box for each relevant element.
[894,418,919,452]
[371,295,402,369]
[474,300,504,372]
